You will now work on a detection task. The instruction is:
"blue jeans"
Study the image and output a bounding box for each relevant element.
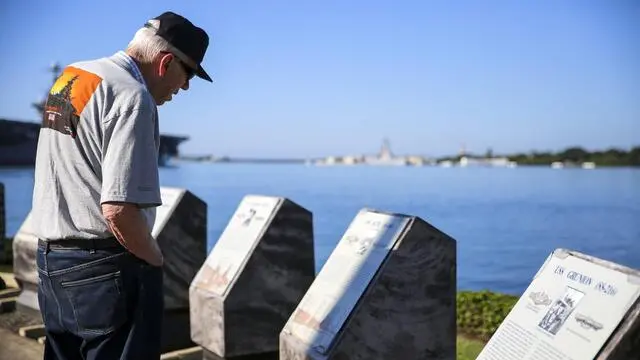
[37,240,164,360]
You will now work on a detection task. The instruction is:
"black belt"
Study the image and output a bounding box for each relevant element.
[38,237,122,250]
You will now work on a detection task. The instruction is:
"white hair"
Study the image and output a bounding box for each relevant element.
[126,20,172,63]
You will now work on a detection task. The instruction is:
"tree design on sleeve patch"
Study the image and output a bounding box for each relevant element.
[42,66,102,138]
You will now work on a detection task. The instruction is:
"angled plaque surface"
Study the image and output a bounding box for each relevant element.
[151,186,185,238]
[190,195,315,357]
[282,209,410,355]
[477,249,640,360]
[194,195,281,297]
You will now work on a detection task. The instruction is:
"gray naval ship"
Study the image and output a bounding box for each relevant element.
[1,63,188,167]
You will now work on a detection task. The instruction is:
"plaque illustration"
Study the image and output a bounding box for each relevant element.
[235,208,266,227]
[293,296,339,332]
[194,262,232,292]
[575,313,603,331]
[529,291,552,306]
[242,209,257,226]
[538,286,585,335]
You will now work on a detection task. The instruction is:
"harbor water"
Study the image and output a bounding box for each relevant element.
[1,163,639,296]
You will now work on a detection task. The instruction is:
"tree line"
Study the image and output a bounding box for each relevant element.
[507,146,640,166]
[437,146,640,166]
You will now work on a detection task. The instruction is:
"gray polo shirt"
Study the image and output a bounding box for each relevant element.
[31,51,161,240]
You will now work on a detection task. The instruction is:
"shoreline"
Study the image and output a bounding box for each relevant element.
[173,157,640,168]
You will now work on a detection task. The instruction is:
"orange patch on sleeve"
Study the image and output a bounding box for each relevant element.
[50,66,102,116]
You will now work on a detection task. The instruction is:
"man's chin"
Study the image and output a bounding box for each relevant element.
[153,95,173,106]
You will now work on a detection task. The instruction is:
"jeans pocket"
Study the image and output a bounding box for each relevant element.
[60,270,128,336]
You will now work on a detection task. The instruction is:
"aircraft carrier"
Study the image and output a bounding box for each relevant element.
[0,118,187,167]
[1,63,188,167]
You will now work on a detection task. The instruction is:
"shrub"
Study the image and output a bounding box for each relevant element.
[457,290,519,341]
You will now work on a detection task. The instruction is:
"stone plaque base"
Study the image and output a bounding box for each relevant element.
[190,195,315,358]
[153,187,208,311]
[12,211,40,319]
[599,301,639,360]
[154,187,208,353]
[280,209,457,360]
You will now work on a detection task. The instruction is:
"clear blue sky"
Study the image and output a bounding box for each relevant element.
[1,0,638,158]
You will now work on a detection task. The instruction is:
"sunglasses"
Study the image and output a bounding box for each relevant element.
[162,51,195,80]
[174,56,195,80]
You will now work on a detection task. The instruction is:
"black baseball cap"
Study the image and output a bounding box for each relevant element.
[144,11,212,82]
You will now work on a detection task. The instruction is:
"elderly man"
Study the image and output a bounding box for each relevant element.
[30,11,212,359]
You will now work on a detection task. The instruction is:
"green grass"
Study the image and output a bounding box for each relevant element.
[457,290,519,341]
[455,289,517,359]
[0,264,12,273]
[457,335,486,360]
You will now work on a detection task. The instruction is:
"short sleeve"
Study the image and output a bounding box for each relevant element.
[101,102,161,207]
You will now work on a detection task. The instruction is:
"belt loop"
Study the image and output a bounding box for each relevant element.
[45,240,51,254]
[90,239,96,254]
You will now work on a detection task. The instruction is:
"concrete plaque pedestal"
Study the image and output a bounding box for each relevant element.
[189,195,315,359]
[280,208,457,360]
[477,249,640,360]
[152,187,208,353]
[152,187,208,311]
[12,211,41,319]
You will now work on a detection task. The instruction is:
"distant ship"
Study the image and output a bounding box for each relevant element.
[0,118,187,167]
[1,63,188,167]
[312,138,417,166]
[361,138,409,166]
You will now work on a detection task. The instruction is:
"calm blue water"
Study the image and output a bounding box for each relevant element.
[1,163,639,296]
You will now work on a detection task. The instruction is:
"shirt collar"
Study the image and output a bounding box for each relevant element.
[112,51,148,89]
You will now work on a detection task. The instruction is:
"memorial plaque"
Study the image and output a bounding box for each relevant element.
[190,195,315,359]
[280,208,457,360]
[476,249,640,360]
[196,196,281,297]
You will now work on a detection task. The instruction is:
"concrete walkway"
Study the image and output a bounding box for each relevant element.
[0,328,43,360]
[0,271,43,359]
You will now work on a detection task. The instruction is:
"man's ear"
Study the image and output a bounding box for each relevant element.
[157,53,174,77]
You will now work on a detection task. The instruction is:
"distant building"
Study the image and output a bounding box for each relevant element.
[451,156,517,168]
[360,138,406,165]
[313,138,442,167]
